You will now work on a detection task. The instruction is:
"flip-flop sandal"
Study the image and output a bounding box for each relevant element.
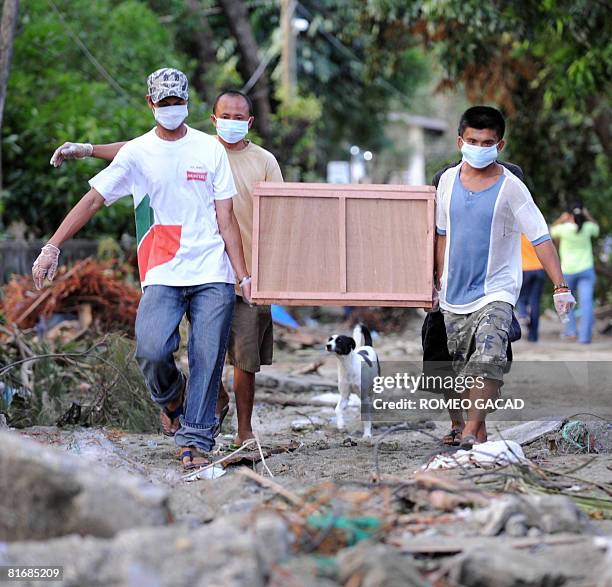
[228,437,257,451]
[178,447,210,470]
[459,434,478,450]
[442,428,463,446]
[160,376,186,437]
[213,403,230,439]
[160,403,183,437]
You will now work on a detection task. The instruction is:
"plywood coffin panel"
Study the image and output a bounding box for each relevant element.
[252,183,434,307]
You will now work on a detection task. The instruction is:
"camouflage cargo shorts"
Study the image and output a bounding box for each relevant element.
[442,301,513,381]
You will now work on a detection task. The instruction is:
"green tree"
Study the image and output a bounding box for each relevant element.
[1,0,198,237]
[359,0,611,226]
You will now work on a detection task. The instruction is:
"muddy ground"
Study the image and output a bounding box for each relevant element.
[6,309,612,586]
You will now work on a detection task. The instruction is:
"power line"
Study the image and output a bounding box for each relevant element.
[47,0,140,106]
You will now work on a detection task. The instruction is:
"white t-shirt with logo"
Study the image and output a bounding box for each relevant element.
[89,126,237,288]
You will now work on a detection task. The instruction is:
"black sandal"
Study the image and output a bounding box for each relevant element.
[459,434,478,450]
[442,428,463,446]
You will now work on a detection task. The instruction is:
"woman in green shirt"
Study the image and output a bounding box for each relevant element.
[550,203,599,343]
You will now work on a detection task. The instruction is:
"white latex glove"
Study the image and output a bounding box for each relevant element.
[240,277,253,306]
[50,142,93,167]
[553,291,576,323]
[32,244,60,290]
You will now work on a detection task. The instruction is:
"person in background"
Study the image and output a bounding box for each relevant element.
[550,202,600,343]
[517,234,546,342]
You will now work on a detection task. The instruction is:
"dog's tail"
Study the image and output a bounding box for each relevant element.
[352,323,373,347]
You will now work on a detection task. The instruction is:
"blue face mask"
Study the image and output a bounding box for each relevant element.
[460,140,499,169]
[215,117,249,144]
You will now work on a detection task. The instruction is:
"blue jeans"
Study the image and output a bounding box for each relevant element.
[564,267,596,343]
[517,269,545,342]
[135,282,235,451]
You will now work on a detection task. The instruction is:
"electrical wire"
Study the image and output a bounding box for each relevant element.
[47,0,140,107]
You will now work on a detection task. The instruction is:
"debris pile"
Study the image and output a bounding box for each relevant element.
[0,329,157,431]
[2,258,140,334]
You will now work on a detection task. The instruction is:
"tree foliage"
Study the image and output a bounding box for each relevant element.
[1,0,609,239]
[1,0,195,236]
[360,0,611,225]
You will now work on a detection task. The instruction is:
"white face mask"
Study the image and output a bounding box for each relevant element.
[154,104,188,130]
[460,140,499,169]
[215,117,249,144]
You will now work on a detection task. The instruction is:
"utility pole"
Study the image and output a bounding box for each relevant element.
[280,0,296,106]
[0,0,20,191]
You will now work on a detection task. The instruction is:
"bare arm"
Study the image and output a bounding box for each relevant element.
[214,198,251,301]
[434,234,446,290]
[91,142,128,161]
[552,212,572,226]
[48,189,106,248]
[534,239,566,288]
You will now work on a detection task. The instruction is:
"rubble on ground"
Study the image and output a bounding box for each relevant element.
[0,431,170,541]
[2,258,140,333]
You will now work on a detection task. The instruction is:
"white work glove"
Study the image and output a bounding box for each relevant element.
[239,276,253,306]
[50,142,93,167]
[32,244,60,290]
[553,291,576,323]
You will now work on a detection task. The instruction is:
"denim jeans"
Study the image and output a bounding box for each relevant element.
[517,269,545,342]
[564,267,596,344]
[135,282,235,451]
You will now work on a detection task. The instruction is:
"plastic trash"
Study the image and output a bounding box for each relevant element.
[188,464,226,481]
[271,305,300,329]
[421,440,528,471]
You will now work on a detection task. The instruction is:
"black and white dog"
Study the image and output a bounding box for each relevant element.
[325,324,380,438]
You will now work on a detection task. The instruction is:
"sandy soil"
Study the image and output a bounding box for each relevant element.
[12,310,612,584]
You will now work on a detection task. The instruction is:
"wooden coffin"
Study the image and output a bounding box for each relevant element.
[251,182,435,308]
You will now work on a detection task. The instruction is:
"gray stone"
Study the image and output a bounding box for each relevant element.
[0,517,264,587]
[253,513,293,577]
[476,494,586,536]
[337,542,431,587]
[0,430,170,541]
[449,545,567,587]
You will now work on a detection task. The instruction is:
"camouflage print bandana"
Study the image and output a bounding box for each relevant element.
[147,68,189,103]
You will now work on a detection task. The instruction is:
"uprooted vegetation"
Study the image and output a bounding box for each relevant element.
[0,329,158,431]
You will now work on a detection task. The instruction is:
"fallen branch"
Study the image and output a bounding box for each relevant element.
[238,466,305,507]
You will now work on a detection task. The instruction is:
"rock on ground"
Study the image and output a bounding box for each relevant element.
[0,515,276,587]
[337,542,431,587]
[0,430,170,541]
[449,545,568,587]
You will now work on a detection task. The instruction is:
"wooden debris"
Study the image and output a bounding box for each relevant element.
[395,533,591,555]
[290,360,324,376]
[238,467,305,507]
[2,258,140,333]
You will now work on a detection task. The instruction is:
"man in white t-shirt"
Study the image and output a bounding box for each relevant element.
[434,106,575,449]
[49,90,284,450]
[32,68,252,469]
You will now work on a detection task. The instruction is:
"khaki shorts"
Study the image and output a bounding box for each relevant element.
[227,296,273,373]
[442,301,512,381]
